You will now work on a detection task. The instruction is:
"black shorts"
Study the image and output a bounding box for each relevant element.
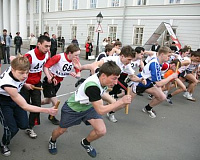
[42,76,61,98]
[179,70,192,78]
[136,83,154,94]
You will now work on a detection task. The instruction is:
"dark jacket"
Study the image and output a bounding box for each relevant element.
[151,44,160,52]
[50,38,57,50]
[14,36,23,46]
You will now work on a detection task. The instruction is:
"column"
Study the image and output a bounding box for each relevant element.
[39,0,42,35]
[19,0,27,39]
[3,0,10,31]
[30,0,34,34]
[10,0,18,36]
[0,0,3,32]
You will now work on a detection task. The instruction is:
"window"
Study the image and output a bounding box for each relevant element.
[72,0,78,9]
[44,25,49,34]
[133,27,144,46]
[111,0,119,7]
[27,0,30,14]
[36,0,39,13]
[71,26,77,39]
[169,0,180,4]
[90,0,97,8]
[88,25,95,41]
[35,26,39,37]
[108,26,117,42]
[57,26,62,38]
[137,0,146,5]
[27,26,30,37]
[58,0,63,11]
[46,0,50,12]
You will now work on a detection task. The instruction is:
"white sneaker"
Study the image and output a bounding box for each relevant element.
[142,107,156,118]
[186,93,196,101]
[1,143,11,157]
[106,113,117,123]
[163,91,168,96]
[25,129,37,138]
[183,92,189,98]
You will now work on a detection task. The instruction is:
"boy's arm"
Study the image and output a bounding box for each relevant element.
[155,73,178,87]
[4,87,57,116]
[81,60,104,74]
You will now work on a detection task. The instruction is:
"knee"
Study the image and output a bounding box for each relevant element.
[95,127,107,137]
[157,93,166,101]
[57,128,67,135]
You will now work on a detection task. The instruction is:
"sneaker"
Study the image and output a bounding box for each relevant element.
[106,113,117,123]
[25,129,37,138]
[163,91,168,96]
[186,93,196,101]
[48,115,60,125]
[1,144,11,156]
[166,97,173,105]
[148,94,153,100]
[183,92,189,98]
[81,139,97,158]
[48,137,57,155]
[142,107,156,118]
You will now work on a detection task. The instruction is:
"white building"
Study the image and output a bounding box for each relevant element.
[0,0,200,50]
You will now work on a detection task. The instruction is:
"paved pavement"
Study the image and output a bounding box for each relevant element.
[0,47,200,160]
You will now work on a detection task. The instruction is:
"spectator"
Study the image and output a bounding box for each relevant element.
[71,36,79,47]
[50,34,57,57]
[61,37,65,52]
[29,33,37,50]
[9,33,12,39]
[151,41,160,52]
[102,38,108,52]
[85,40,93,60]
[0,29,11,64]
[14,32,23,55]
[170,42,178,52]
[44,32,49,37]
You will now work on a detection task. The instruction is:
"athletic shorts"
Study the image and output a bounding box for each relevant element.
[59,103,102,128]
[42,76,61,98]
[136,83,154,94]
[179,70,192,78]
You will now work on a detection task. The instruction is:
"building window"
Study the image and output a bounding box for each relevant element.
[44,25,49,34]
[35,26,39,37]
[46,0,50,12]
[72,0,78,9]
[137,0,146,5]
[71,26,77,39]
[57,26,62,38]
[169,0,181,4]
[108,26,117,42]
[58,0,63,11]
[36,0,39,13]
[90,0,97,8]
[88,25,95,41]
[27,26,30,37]
[27,0,30,14]
[133,27,144,46]
[111,0,119,7]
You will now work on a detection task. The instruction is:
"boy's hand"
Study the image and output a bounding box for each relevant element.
[48,107,58,116]
[120,95,132,106]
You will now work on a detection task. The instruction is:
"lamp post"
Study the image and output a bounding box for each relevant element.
[95,12,103,57]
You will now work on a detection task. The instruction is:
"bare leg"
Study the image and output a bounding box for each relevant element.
[51,126,67,141]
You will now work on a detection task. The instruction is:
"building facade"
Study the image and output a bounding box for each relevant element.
[0,0,200,50]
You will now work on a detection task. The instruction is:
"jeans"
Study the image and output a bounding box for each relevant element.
[2,46,10,64]
[0,100,28,145]
[15,45,21,55]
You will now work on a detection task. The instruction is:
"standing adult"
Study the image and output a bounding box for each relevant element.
[50,34,57,57]
[0,29,11,64]
[85,40,93,60]
[29,34,37,50]
[71,36,79,47]
[14,32,23,55]
[61,37,65,52]
[151,42,160,52]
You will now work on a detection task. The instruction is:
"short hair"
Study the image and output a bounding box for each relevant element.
[105,44,113,53]
[158,46,171,55]
[37,35,51,44]
[43,32,49,35]
[11,56,30,71]
[99,61,121,77]
[172,42,176,44]
[120,45,135,58]
[65,44,80,54]
[135,47,145,53]
[3,29,7,32]
[170,59,181,68]
[114,41,122,47]
[191,51,200,57]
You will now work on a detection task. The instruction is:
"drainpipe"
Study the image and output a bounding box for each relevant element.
[121,0,127,44]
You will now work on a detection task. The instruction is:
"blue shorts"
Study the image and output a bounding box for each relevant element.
[59,103,102,128]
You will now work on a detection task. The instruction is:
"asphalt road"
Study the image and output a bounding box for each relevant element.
[0,47,200,160]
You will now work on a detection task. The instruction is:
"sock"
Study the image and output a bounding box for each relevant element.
[167,94,172,98]
[109,111,115,114]
[51,138,56,143]
[83,138,90,145]
[145,104,152,111]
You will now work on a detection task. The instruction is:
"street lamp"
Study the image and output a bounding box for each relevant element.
[95,12,103,57]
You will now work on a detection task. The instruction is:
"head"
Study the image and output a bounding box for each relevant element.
[65,44,80,60]
[169,59,181,71]
[43,32,49,37]
[119,45,135,65]
[105,44,113,56]
[103,38,107,42]
[113,41,122,49]
[52,34,56,39]
[3,29,7,35]
[180,48,190,57]
[37,35,51,54]
[99,61,121,88]
[11,56,30,81]
[158,46,172,63]
[16,32,20,35]
[190,51,200,62]
[155,41,159,45]
[135,47,145,60]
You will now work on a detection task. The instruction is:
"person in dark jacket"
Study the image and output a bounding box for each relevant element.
[151,42,160,52]
[50,34,57,57]
[14,32,23,55]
